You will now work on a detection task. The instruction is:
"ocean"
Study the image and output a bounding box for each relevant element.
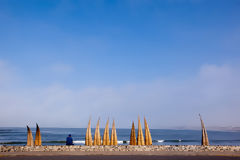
[0,127,240,146]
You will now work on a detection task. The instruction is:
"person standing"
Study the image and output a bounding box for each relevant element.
[66,134,74,145]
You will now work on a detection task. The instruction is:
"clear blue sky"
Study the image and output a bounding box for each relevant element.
[0,0,240,128]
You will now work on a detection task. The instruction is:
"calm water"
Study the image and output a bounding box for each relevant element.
[0,127,240,146]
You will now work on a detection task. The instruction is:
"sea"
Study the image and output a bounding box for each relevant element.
[0,127,240,146]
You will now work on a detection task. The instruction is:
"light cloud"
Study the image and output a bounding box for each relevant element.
[0,60,16,87]
[50,63,74,74]
[0,61,239,129]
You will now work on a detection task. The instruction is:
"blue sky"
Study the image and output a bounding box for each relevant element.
[0,0,240,128]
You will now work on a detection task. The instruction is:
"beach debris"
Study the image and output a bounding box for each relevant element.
[102,119,110,145]
[110,120,118,145]
[137,117,145,145]
[199,114,209,146]
[34,123,42,146]
[85,118,93,146]
[26,125,34,146]
[144,117,152,145]
[130,121,137,145]
[93,118,101,145]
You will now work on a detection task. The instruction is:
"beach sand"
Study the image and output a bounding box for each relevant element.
[1,155,240,160]
[1,151,240,160]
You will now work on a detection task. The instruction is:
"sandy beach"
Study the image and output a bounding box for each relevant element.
[1,151,240,160]
[1,155,240,160]
[2,145,240,160]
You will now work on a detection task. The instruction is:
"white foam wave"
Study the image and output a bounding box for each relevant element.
[157,140,164,143]
[73,140,129,144]
[73,140,85,144]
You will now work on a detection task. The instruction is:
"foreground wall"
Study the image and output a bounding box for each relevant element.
[1,145,240,152]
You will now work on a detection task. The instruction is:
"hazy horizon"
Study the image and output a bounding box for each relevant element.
[1,125,240,132]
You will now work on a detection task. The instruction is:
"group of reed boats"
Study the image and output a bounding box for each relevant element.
[27,124,41,146]
[26,115,209,146]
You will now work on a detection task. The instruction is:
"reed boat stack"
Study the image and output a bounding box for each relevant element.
[110,120,118,145]
[102,119,110,145]
[130,121,137,145]
[85,118,93,146]
[137,117,145,145]
[93,118,101,145]
[26,126,34,146]
[199,114,209,146]
[144,117,152,145]
[34,124,42,146]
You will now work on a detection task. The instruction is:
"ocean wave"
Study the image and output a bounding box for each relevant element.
[0,141,26,144]
[73,140,85,144]
[0,141,65,144]
[152,139,240,143]
[73,140,130,144]
[117,141,123,144]
[44,141,66,143]
[161,139,197,142]
[2,139,240,145]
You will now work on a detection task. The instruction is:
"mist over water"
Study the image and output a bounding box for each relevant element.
[1,128,240,146]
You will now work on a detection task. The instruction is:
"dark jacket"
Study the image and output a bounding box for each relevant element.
[66,136,73,145]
